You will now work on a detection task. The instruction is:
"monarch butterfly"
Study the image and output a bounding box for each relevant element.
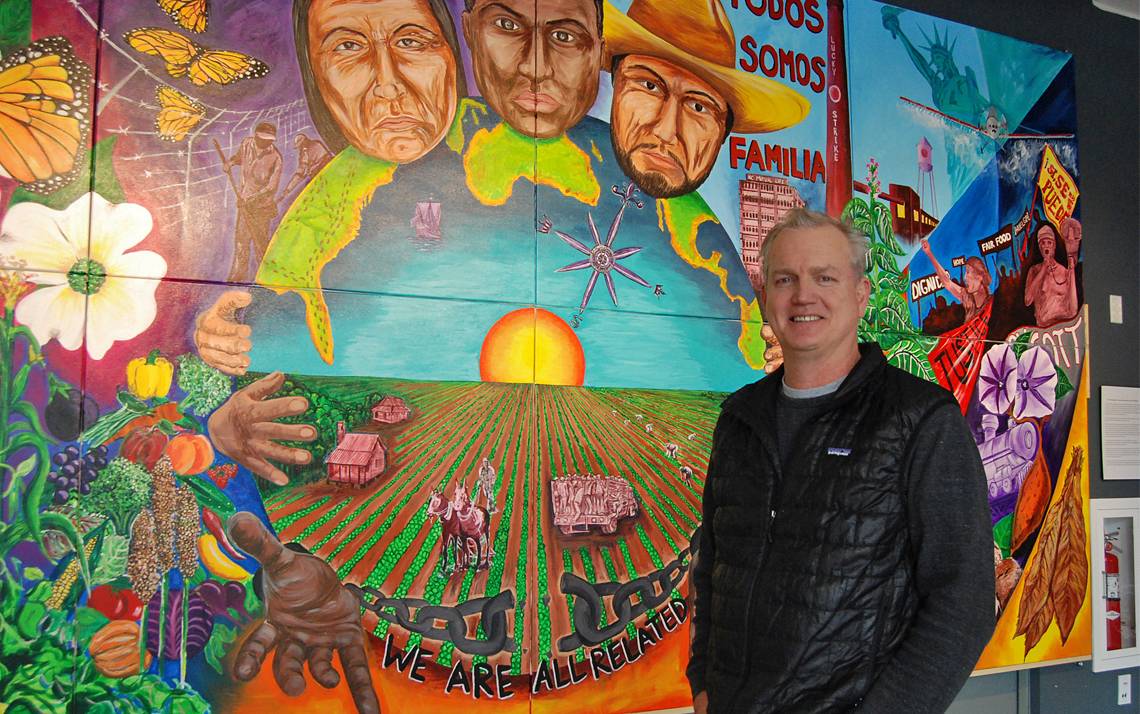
[124,27,269,86]
[0,36,91,193]
[155,85,205,141]
[157,0,209,33]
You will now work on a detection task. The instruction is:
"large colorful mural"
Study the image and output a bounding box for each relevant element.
[0,0,1090,711]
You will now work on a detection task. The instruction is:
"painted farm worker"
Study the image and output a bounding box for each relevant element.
[1023,218,1081,327]
[299,0,464,163]
[279,132,334,200]
[688,209,994,713]
[604,0,808,198]
[920,237,992,324]
[462,0,604,139]
[224,121,282,283]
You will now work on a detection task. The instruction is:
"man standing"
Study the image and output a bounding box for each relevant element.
[279,132,333,201]
[688,209,994,713]
[224,122,282,283]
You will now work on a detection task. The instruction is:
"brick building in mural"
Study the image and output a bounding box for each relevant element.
[739,174,806,290]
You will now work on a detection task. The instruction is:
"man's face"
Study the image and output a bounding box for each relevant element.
[463,0,602,139]
[308,0,457,163]
[1038,227,1056,260]
[254,134,274,150]
[760,226,869,363]
[611,55,729,199]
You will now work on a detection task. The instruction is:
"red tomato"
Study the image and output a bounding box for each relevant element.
[87,584,144,621]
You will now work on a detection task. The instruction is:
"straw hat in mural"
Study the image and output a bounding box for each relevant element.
[603,0,810,133]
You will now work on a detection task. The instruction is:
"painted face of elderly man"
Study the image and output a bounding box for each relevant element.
[604,0,809,198]
[463,0,605,139]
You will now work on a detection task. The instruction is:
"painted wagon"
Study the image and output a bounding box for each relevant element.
[550,474,639,535]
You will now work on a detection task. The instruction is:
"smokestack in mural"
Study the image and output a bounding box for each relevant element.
[825,0,852,217]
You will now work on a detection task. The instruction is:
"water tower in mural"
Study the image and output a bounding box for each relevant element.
[917,137,937,217]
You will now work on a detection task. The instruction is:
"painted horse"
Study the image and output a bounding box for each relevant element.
[427,489,493,572]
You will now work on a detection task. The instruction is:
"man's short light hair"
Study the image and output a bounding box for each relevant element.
[760,208,869,284]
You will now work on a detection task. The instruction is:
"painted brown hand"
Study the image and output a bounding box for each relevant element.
[227,512,381,714]
[761,323,784,375]
[194,289,253,375]
[207,371,315,485]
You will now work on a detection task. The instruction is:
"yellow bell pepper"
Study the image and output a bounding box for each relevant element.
[126,350,173,400]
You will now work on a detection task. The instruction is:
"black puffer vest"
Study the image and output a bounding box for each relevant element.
[702,345,956,713]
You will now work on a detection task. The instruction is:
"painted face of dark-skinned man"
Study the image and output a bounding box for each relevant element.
[463,0,603,139]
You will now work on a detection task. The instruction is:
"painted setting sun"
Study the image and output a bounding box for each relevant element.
[479,308,585,386]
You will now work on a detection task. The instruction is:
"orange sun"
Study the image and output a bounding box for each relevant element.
[479,308,585,386]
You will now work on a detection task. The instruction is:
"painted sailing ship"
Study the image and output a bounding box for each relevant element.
[411,196,442,240]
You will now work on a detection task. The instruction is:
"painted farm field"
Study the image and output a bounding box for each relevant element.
[259,376,722,676]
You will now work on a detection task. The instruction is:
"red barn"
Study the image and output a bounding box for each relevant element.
[371,396,411,424]
[326,422,386,486]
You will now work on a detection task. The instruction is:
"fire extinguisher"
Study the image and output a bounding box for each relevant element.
[1105,531,1122,651]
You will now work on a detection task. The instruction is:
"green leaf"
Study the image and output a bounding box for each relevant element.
[886,341,936,382]
[165,689,210,714]
[39,512,91,593]
[876,272,908,295]
[878,306,912,334]
[0,0,31,56]
[10,137,126,210]
[204,622,238,674]
[1010,331,1033,358]
[21,566,42,581]
[74,607,110,647]
[877,331,901,351]
[994,514,1013,559]
[1055,365,1075,401]
[15,600,45,638]
[869,243,900,274]
[11,362,31,402]
[91,533,129,585]
[175,473,234,518]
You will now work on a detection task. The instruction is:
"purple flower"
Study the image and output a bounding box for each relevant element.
[978,343,1017,415]
[1012,346,1057,419]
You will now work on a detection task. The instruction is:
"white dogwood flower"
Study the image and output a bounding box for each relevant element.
[1,193,166,359]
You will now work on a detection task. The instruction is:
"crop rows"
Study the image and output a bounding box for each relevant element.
[566,389,701,530]
[434,397,514,667]
[471,393,528,668]
[270,496,331,531]
[293,496,353,542]
[533,461,552,663]
[510,443,532,675]
[275,384,486,548]
[319,386,501,565]
[562,548,586,662]
[598,547,636,640]
[364,385,514,593]
[399,388,513,652]
[348,388,513,583]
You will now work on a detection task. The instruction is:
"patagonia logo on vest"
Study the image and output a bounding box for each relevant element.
[827,447,852,457]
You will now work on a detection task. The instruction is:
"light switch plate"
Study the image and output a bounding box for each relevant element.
[1109,294,1123,324]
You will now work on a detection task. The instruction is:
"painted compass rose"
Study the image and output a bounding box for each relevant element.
[539,182,651,312]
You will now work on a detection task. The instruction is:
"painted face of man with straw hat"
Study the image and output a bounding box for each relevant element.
[604,0,809,198]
